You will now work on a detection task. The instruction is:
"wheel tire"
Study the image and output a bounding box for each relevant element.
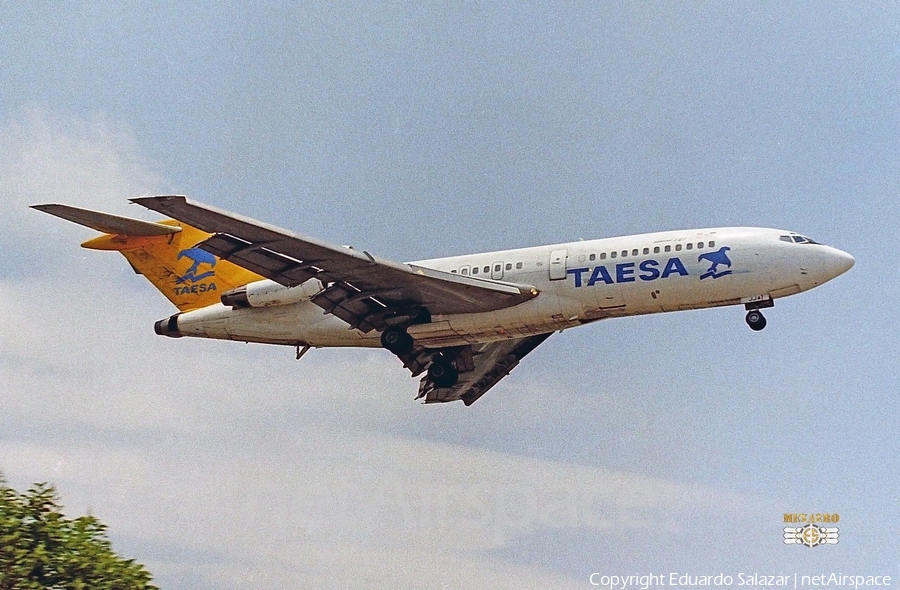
[380,327,414,355]
[428,360,459,388]
[745,310,767,331]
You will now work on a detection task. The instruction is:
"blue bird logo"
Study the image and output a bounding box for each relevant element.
[698,246,733,280]
[175,248,217,284]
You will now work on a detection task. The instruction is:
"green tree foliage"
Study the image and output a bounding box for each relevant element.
[0,476,156,590]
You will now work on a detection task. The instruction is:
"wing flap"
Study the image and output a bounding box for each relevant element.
[199,233,327,285]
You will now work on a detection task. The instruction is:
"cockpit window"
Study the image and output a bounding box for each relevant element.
[780,234,821,245]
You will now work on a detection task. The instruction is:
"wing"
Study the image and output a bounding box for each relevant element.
[406,333,552,406]
[131,196,538,333]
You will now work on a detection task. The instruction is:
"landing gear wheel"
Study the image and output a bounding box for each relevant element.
[380,327,414,355]
[745,309,767,331]
[428,359,459,388]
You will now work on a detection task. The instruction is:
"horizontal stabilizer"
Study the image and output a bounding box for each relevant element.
[30,203,180,236]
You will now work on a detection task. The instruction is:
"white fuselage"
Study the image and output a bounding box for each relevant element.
[170,227,854,347]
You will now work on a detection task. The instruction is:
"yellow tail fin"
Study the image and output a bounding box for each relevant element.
[32,204,261,311]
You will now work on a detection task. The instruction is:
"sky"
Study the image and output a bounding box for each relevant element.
[1,2,898,588]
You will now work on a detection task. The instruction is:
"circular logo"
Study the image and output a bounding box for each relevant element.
[800,524,824,547]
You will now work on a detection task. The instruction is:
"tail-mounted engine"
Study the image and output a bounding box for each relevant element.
[220,279,320,309]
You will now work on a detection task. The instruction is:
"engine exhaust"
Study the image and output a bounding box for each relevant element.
[154,314,183,338]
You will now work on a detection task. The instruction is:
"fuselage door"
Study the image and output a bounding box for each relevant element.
[549,249,567,280]
[491,261,504,280]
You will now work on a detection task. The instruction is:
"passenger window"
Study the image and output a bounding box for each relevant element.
[589,253,596,261]
[462,268,469,275]
[665,245,671,252]
[610,251,617,259]
[709,241,715,248]
[621,250,627,258]
[483,266,490,273]
[631,249,638,256]
[686,243,693,250]
[472,267,479,274]
[675,244,682,251]
[643,247,649,255]
[494,264,501,272]
[698,242,704,249]
[653,246,660,254]
[451,269,457,274]
[505,263,512,270]
[516,262,523,269]
[600,252,607,260]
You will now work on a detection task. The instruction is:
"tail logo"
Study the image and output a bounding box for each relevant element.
[176,248,217,284]
[698,246,732,280]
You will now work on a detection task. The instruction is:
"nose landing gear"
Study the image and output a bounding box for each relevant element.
[745,309,767,331]
[743,296,773,331]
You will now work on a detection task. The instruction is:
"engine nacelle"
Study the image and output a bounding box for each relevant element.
[220,279,320,309]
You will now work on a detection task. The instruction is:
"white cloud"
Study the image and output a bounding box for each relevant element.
[0,107,160,204]
[0,426,752,589]
[0,107,163,253]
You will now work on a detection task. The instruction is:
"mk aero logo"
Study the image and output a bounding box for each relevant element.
[173,248,218,296]
[783,513,840,547]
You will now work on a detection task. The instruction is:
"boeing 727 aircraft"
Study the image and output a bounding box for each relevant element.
[33,196,854,405]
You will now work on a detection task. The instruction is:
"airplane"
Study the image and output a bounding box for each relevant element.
[32,196,854,406]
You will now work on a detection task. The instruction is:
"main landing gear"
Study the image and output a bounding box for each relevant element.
[379,326,460,388]
[380,326,414,355]
[427,356,459,388]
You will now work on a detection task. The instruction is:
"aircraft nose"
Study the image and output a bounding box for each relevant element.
[824,247,855,279]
